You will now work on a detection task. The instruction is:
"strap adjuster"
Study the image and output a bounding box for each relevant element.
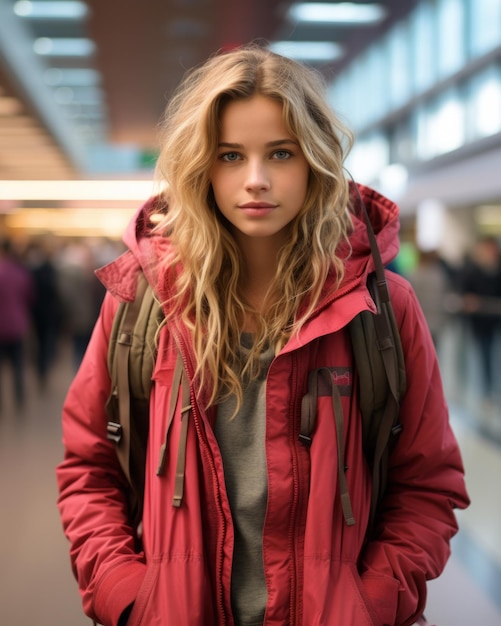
[107,421,123,443]
[298,432,312,447]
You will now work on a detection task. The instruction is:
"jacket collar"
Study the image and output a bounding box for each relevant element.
[95,196,171,301]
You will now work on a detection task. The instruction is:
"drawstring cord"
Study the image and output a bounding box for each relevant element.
[156,352,192,507]
[156,353,183,475]
[300,367,356,526]
[172,371,191,507]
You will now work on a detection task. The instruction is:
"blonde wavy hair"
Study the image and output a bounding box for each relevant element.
[154,44,353,410]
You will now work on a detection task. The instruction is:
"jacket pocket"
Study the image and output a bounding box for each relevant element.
[349,562,399,626]
[127,560,161,626]
[302,558,393,625]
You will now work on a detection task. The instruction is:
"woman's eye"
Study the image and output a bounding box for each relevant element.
[220,152,240,162]
[273,150,291,160]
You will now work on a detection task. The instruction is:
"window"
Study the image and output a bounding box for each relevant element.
[387,23,412,107]
[417,89,466,159]
[437,0,466,78]
[469,0,501,57]
[364,45,389,124]
[467,66,501,138]
[345,132,389,184]
[410,1,437,93]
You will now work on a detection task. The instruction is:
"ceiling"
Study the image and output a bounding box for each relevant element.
[0,0,419,182]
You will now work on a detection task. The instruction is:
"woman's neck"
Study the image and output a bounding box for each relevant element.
[235,236,284,324]
[242,243,279,301]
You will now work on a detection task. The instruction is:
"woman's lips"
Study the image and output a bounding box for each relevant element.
[238,202,277,216]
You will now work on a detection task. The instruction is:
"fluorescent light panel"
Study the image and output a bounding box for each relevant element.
[0,180,158,201]
[5,208,137,239]
[34,37,96,57]
[288,2,387,24]
[270,41,343,61]
[14,1,88,20]
[44,68,100,87]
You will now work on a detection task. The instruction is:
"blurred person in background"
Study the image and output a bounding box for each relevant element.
[408,249,451,348]
[57,240,105,371]
[459,235,501,407]
[56,45,468,626]
[25,238,63,391]
[0,236,35,412]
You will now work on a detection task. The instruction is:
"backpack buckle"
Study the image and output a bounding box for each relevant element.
[107,421,123,443]
[117,331,133,346]
[298,432,312,447]
[391,422,403,436]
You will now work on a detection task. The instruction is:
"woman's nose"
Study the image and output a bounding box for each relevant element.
[244,160,271,192]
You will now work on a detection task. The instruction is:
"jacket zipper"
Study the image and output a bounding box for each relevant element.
[173,332,229,625]
[287,351,310,626]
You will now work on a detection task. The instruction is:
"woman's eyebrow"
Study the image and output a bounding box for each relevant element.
[217,139,299,148]
[266,139,299,147]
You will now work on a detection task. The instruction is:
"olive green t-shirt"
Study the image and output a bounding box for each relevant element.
[214,335,274,626]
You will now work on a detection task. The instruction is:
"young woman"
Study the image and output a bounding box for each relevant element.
[56,45,469,626]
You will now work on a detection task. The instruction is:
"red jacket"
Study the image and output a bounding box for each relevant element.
[56,185,469,626]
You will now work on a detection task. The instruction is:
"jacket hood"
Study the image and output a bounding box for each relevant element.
[96,195,170,302]
[96,184,401,306]
[343,183,400,286]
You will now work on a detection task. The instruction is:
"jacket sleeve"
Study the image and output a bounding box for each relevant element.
[359,272,470,626]
[56,291,147,626]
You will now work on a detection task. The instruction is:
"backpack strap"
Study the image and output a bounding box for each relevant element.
[106,271,164,526]
[301,367,356,526]
[106,272,150,488]
[172,370,192,507]
[299,187,406,537]
[349,189,406,532]
[156,352,193,508]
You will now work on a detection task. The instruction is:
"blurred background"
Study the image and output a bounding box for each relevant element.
[0,0,501,624]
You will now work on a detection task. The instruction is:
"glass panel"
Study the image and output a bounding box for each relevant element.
[328,71,357,128]
[469,0,501,57]
[410,1,437,93]
[387,23,412,107]
[417,89,466,159]
[437,0,466,78]
[468,65,501,138]
[329,44,391,130]
[345,132,389,183]
[364,45,389,124]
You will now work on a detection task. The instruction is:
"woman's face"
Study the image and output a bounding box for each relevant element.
[210,95,310,251]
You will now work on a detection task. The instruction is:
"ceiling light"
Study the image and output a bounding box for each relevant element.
[34,37,96,57]
[44,68,100,87]
[288,3,387,24]
[269,41,343,62]
[14,1,88,20]
[5,208,138,239]
[0,180,159,201]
